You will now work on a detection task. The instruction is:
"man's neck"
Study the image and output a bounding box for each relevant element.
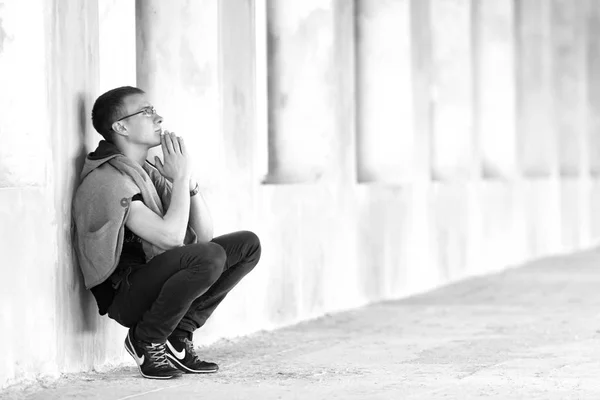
[119,143,149,167]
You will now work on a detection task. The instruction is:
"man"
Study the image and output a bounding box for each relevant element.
[72,86,261,380]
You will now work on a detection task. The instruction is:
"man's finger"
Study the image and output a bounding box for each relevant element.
[154,156,164,173]
[170,132,182,154]
[164,131,175,154]
[178,136,187,155]
[160,133,167,153]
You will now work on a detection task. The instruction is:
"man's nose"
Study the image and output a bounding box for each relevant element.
[155,114,163,124]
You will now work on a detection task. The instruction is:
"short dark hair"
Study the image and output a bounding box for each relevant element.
[91,86,145,142]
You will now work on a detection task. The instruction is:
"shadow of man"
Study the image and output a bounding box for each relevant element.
[61,92,100,334]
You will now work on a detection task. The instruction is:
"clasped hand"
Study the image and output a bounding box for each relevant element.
[154,131,194,186]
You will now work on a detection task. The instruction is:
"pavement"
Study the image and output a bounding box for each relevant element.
[4,247,600,400]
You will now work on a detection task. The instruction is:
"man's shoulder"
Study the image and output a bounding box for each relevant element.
[75,163,138,204]
[83,162,140,185]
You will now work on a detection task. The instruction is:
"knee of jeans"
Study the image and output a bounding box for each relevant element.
[239,230,260,247]
[200,242,226,278]
[186,241,225,263]
[184,242,225,270]
[206,263,223,285]
[206,241,227,267]
[242,230,261,265]
[204,245,225,282]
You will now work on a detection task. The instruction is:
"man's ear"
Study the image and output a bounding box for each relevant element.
[111,121,127,136]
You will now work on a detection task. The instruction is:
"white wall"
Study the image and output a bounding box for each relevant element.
[1,0,599,389]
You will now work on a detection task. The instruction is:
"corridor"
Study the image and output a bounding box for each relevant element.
[8,247,600,399]
[2,0,600,393]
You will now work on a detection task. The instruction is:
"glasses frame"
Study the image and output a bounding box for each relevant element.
[115,106,156,122]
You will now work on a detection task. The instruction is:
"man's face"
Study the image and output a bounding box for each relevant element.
[117,93,163,148]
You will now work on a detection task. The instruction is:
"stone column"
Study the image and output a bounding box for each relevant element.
[265,0,337,183]
[219,0,258,181]
[588,1,600,243]
[551,0,587,178]
[49,0,102,372]
[0,0,59,383]
[355,0,414,184]
[254,0,270,180]
[551,0,590,250]
[0,0,105,378]
[410,0,433,182]
[474,0,517,179]
[589,2,600,177]
[429,0,475,181]
[333,0,357,184]
[516,0,554,177]
[136,0,222,186]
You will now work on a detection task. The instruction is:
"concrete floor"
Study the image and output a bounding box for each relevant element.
[5,247,600,399]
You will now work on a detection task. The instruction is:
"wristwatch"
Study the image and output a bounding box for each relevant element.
[190,183,200,197]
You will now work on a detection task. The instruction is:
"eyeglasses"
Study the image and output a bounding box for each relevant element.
[116,106,157,122]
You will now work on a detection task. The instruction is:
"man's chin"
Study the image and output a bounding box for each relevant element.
[152,130,163,147]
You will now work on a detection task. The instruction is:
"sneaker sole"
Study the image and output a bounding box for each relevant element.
[166,353,219,374]
[125,334,181,380]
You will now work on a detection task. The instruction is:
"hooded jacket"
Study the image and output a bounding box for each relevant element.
[72,140,197,289]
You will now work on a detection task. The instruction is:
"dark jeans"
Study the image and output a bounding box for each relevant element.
[107,230,261,343]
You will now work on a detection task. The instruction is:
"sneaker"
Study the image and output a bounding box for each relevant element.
[166,337,219,373]
[124,329,183,379]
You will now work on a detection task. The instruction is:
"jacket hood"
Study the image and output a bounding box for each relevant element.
[80,140,122,181]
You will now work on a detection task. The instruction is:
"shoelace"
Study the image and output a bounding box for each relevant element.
[182,338,203,363]
[147,342,171,367]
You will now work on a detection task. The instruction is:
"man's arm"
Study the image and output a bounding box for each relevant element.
[125,132,192,250]
[126,177,190,249]
[188,177,214,243]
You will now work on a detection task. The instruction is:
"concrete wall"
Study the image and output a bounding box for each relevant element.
[1,0,599,389]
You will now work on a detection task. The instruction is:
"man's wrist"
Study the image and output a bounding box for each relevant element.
[188,178,198,192]
[188,174,199,196]
[189,182,200,197]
